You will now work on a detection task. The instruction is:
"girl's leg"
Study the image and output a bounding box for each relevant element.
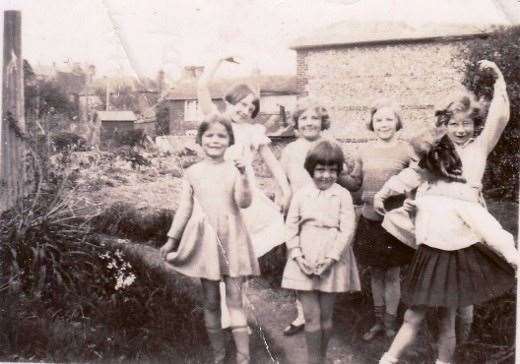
[364,267,386,340]
[224,276,249,364]
[456,305,473,344]
[201,279,225,363]
[299,291,323,364]
[381,306,426,363]
[384,266,401,338]
[294,297,306,325]
[319,292,336,361]
[437,307,457,363]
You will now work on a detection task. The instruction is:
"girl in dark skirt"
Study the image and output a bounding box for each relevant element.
[354,99,416,340]
[377,60,519,364]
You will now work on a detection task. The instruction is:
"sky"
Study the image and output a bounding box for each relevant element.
[0,0,517,81]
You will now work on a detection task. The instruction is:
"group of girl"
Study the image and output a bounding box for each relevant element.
[159,56,518,364]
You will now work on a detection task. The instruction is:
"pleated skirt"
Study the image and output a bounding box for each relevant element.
[402,243,515,308]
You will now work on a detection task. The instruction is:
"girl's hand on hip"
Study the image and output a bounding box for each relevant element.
[402,198,417,214]
[160,237,178,260]
[295,256,315,276]
[314,257,335,276]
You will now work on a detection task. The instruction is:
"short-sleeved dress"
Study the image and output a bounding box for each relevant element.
[354,140,415,268]
[281,183,361,293]
[224,122,286,258]
[166,160,260,281]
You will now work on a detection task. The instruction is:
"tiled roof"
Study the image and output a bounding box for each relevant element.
[290,21,495,49]
[95,110,137,122]
[164,74,297,101]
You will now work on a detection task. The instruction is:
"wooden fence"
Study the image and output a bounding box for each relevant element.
[0,11,25,212]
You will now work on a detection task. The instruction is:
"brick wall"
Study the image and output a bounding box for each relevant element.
[166,99,226,135]
[295,38,483,139]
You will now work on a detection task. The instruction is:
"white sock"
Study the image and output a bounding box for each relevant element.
[379,352,398,364]
[292,298,305,326]
[435,360,451,364]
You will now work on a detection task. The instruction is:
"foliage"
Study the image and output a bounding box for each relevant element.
[155,101,170,135]
[112,128,148,148]
[94,84,140,113]
[50,132,88,152]
[458,25,520,200]
[24,60,78,119]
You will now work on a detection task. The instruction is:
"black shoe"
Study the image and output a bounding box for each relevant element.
[283,323,305,336]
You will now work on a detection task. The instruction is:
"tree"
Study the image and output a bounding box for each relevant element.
[458,26,520,201]
[24,60,77,119]
[94,84,140,112]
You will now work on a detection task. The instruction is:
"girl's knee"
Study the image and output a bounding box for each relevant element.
[385,267,401,283]
[371,267,385,280]
[403,308,425,327]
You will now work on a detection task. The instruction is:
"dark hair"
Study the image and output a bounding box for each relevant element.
[417,134,466,183]
[434,92,484,134]
[195,113,235,146]
[367,98,403,131]
[304,139,345,177]
[292,97,331,130]
[224,84,260,118]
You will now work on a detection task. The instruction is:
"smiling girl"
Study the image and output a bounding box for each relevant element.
[160,114,258,364]
[197,56,291,258]
[354,99,415,341]
[282,139,360,364]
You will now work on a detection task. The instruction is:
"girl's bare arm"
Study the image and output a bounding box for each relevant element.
[197,59,223,116]
[478,60,510,154]
[258,144,291,211]
[166,178,194,240]
[234,172,252,209]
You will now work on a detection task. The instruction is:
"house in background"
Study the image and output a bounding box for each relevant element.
[160,66,298,136]
[94,110,137,148]
[291,21,498,139]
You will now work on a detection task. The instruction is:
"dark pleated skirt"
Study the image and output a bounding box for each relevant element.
[402,243,515,308]
[353,216,415,268]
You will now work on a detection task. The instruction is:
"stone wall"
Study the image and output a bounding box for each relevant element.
[296,38,483,139]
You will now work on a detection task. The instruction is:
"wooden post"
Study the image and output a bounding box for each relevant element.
[0,10,24,212]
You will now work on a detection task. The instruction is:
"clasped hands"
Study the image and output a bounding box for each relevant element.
[294,255,335,277]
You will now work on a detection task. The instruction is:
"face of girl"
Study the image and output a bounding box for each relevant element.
[201,123,230,159]
[297,109,322,141]
[446,112,475,146]
[227,93,256,124]
[313,164,338,190]
[372,107,398,141]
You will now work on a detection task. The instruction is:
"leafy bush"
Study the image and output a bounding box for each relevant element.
[458,25,520,200]
[113,128,148,148]
[51,132,88,152]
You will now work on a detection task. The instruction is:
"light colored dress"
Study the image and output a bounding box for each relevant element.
[224,122,286,257]
[280,138,315,193]
[282,183,361,293]
[166,160,260,280]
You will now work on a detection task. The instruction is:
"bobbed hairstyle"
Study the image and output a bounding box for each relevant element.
[195,113,235,146]
[304,139,345,177]
[434,92,484,134]
[410,131,466,183]
[224,84,260,119]
[292,97,331,130]
[367,98,403,131]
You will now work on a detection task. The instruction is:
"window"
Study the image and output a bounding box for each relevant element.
[184,100,202,122]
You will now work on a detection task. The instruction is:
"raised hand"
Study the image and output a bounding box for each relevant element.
[478,60,504,82]
[233,158,247,175]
